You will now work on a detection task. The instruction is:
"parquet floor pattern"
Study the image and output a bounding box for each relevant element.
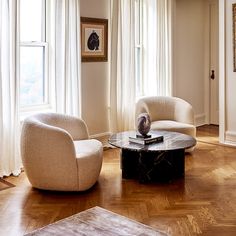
[1,125,236,235]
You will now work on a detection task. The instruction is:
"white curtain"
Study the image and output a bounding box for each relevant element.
[142,0,173,96]
[110,0,173,132]
[0,0,22,177]
[48,0,81,116]
[110,0,136,132]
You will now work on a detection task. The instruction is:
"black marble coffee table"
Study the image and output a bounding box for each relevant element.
[108,130,196,183]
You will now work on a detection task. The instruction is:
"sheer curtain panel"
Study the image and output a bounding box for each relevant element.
[0,0,22,177]
[109,0,173,132]
[47,0,81,116]
[142,0,173,96]
[109,0,136,132]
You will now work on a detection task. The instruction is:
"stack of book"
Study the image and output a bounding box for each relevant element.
[129,133,164,145]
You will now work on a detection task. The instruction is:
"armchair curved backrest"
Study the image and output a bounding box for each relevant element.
[135,96,196,147]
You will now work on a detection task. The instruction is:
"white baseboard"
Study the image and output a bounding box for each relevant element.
[89,132,113,148]
[89,132,111,139]
[194,113,207,127]
[225,131,236,146]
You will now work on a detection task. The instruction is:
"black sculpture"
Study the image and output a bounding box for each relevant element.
[87,31,99,51]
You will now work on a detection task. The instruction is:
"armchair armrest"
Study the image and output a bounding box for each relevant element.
[174,100,194,125]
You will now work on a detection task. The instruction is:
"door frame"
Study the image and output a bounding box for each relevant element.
[206,0,226,144]
[204,0,219,126]
[205,0,226,144]
[218,0,225,144]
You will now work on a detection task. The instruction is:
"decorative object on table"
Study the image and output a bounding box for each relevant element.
[136,112,151,137]
[129,133,163,145]
[81,17,108,62]
[24,206,166,236]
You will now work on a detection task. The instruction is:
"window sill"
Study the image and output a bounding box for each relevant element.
[20,105,55,122]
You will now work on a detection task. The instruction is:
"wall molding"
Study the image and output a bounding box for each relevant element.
[90,132,112,148]
[195,113,207,127]
[225,131,236,146]
[90,132,111,139]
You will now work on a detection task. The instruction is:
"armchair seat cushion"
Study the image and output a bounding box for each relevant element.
[151,120,196,137]
[74,139,103,159]
[74,139,103,191]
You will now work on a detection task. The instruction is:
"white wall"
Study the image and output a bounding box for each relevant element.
[80,0,227,137]
[80,0,110,136]
[174,0,206,126]
[223,0,236,145]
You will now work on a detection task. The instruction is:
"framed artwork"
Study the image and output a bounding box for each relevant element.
[80,17,108,62]
[233,4,236,71]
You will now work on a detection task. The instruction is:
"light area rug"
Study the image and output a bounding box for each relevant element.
[25,206,167,236]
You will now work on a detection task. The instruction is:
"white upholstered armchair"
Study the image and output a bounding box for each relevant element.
[135,96,196,138]
[20,113,103,191]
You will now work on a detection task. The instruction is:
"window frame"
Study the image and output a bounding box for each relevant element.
[19,0,51,114]
[19,42,49,112]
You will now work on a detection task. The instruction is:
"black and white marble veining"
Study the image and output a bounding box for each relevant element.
[108,130,196,152]
[109,130,196,183]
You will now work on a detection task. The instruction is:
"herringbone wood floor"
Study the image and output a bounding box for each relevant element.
[1,125,236,236]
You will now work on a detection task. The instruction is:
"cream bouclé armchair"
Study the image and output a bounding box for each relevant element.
[135,96,196,139]
[21,113,103,191]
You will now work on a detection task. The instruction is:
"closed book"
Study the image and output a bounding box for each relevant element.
[129,134,163,145]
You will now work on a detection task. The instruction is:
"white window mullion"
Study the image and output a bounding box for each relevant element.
[139,0,144,97]
[134,0,143,98]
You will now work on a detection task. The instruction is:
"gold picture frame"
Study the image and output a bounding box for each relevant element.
[81,17,108,62]
[233,4,236,71]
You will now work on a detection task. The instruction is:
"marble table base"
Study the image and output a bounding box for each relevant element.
[121,149,185,183]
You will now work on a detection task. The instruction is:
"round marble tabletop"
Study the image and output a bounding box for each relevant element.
[108,130,196,152]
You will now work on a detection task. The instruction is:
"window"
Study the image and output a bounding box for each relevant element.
[134,0,172,97]
[19,0,48,110]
